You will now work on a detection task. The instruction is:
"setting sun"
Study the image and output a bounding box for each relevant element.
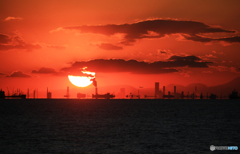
[0,1,239,153]
[68,67,95,87]
[0,0,239,98]
[68,75,93,87]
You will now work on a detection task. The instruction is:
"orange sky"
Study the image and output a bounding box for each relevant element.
[0,0,240,98]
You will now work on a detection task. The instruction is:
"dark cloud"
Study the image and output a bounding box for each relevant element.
[0,33,11,44]
[168,55,211,67]
[0,33,41,51]
[184,34,213,42]
[32,67,57,74]
[0,73,6,76]
[7,71,31,77]
[231,67,240,73]
[61,56,211,74]
[217,36,240,43]
[184,34,240,43]
[160,51,167,54]
[61,19,235,45]
[97,43,123,50]
[59,67,95,77]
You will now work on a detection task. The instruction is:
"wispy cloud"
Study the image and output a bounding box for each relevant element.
[4,17,23,21]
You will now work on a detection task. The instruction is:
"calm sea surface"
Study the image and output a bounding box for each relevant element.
[0,99,239,153]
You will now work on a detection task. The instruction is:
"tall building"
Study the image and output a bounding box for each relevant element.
[47,87,52,99]
[155,82,159,98]
[174,86,176,96]
[64,86,70,98]
[163,86,165,96]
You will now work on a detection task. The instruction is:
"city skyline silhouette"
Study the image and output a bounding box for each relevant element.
[1,76,239,99]
[0,0,240,98]
[0,1,240,153]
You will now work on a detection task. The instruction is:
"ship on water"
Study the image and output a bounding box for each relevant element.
[229,89,239,99]
[0,89,26,99]
[0,90,5,99]
[92,93,115,99]
[209,94,217,99]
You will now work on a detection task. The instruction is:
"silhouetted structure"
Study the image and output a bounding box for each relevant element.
[155,82,159,98]
[9,93,26,99]
[33,89,39,99]
[229,89,239,99]
[91,78,115,99]
[0,89,26,99]
[64,86,70,98]
[180,91,194,99]
[144,83,162,99]
[190,92,197,99]
[162,86,180,99]
[144,95,155,99]
[174,86,176,96]
[163,91,174,99]
[47,87,52,99]
[0,89,5,99]
[209,94,217,99]
[27,88,29,99]
[77,93,86,99]
[163,86,165,96]
[126,93,140,99]
[126,93,133,99]
[181,91,184,99]
[92,93,115,99]
[91,78,97,94]
[200,93,203,99]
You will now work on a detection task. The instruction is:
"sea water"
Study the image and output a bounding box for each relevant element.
[0,99,239,153]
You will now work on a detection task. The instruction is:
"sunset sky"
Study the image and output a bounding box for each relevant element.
[1,0,240,98]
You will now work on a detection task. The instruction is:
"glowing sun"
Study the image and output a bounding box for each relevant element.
[68,67,95,87]
[68,75,93,87]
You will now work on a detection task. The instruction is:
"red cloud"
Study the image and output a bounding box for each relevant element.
[7,71,31,77]
[32,67,57,74]
[0,33,41,51]
[97,43,123,50]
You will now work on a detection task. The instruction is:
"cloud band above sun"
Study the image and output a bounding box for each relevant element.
[52,19,239,47]
[61,55,212,74]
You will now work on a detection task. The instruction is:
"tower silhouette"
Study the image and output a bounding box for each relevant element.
[155,82,159,98]
[64,86,70,98]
